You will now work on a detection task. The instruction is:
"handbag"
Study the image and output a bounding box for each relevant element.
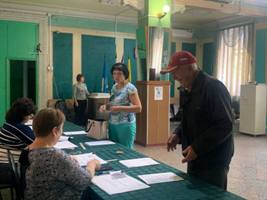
[86,119,108,140]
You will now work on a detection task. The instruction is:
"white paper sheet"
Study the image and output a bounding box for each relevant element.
[59,136,69,142]
[85,140,115,146]
[54,141,77,149]
[64,131,87,135]
[138,172,183,185]
[119,158,159,168]
[92,173,150,195]
[71,153,107,165]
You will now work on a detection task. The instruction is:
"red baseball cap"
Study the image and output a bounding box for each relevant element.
[160,51,197,74]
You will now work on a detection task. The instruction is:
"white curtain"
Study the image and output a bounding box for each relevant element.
[215,24,253,96]
[148,27,164,77]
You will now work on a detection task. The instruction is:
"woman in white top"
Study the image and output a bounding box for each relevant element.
[73,74,90,126]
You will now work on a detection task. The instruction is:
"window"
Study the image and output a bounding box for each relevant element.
[216,24,253,96]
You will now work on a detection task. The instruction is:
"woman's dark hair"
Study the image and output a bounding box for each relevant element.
[76,74,84,82]
[111,63,129,79]
[5,98,36,123]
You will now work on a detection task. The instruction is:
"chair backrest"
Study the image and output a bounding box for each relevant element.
[0,146,9,163]
[0,145,21,164]
[19,149,31,200]
[8,150,23,200]
[8,151,20,180]
[55,99,74,122]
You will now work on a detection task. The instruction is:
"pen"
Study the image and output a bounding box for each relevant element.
[79,143,86,150]
[106,159,118,162]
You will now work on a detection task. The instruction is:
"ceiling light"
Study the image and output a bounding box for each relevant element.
[163,5,170,13]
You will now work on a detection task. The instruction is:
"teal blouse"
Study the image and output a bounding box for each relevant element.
[109,82,137,124]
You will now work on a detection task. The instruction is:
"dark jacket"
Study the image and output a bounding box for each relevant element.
[175,71,234,170]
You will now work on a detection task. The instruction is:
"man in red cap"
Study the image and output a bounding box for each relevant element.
[161,51,234,190]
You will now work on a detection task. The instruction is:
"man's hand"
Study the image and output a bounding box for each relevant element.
[167,134,180,152]
[182,146,197,163]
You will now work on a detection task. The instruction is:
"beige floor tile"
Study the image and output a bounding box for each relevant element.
[134,123,267,200]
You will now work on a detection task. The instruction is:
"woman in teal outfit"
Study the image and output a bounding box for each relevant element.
[100,63,142,148]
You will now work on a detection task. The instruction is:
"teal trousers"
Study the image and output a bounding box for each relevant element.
[108,122,136,148]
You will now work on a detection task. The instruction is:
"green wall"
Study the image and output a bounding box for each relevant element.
[0,20,38,125]
[0,21,8,124]
[255,29,267,83]
[52,15,137,34]
[7,22,38,59]
[148,0,171,28]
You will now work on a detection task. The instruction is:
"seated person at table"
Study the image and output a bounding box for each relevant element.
[0,97,36,151]
[19,108,100,200]
[0,97,35,186]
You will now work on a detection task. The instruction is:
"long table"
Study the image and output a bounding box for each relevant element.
[63,122,245,200]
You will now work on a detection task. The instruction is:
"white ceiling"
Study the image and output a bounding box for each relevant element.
[172,0,267,30]
[172,7,232,29]
[244,0,267,7]
[0,0,138,17]
[1,0,267,30]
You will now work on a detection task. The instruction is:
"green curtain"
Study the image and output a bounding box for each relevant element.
[53,32,73,99]
[82,35,116,92]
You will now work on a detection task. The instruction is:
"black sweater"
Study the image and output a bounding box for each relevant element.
[175,71,234,169]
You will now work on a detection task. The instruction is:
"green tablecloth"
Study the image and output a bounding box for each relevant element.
[63,122,244,200]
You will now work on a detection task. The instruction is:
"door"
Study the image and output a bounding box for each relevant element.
[9,60,36,105]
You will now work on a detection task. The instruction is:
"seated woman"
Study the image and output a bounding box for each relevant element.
[19,108,100,200]
[0,97,35,187]
[0,97,36,151]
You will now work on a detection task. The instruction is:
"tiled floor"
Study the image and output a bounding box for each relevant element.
[135,122,267,200]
